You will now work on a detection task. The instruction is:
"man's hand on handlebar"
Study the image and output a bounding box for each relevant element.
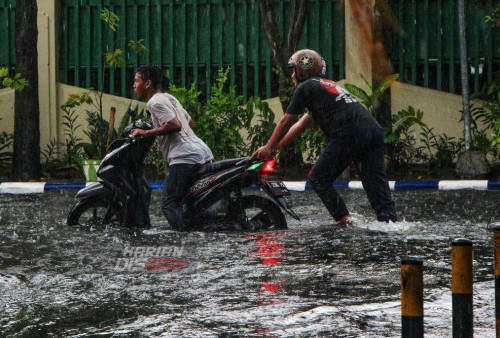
[130,128,147,140]
[251,145,276,160]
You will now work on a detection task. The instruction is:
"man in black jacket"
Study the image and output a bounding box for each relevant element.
[252,49,396,227]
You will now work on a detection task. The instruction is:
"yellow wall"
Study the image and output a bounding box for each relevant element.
[391,81,465,140]
[0,88,15,133]
[56,84,145,145]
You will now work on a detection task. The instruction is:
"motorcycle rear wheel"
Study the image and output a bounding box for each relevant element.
[239,195,287,230]
[67,197,121,226]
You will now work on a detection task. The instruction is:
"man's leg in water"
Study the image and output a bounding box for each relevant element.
[309,137,352,222]
[161,163,200,231]
[358,128,397,222]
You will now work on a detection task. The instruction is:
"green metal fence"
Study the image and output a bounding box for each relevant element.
[3,1,498,99]
[0,0,16,75]
[386,0,500,94]
[56,0,345,101]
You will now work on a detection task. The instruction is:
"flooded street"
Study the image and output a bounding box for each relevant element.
[0,188,499,336]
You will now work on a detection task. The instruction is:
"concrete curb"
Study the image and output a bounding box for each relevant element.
[0,180,499,194]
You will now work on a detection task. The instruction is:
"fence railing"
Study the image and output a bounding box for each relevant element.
[386,0,500,95]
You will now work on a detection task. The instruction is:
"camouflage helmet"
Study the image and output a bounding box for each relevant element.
[287,49,326,82]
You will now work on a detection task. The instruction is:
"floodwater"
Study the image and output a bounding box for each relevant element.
[0,188,499,336]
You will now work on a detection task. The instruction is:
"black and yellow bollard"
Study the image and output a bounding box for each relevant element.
[494,226,500,337]
[401,259,423,337]
[451,238,473,338]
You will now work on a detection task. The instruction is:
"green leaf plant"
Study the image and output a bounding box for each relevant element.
[344,73,399,120]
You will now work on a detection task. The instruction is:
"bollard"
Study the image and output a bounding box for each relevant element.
[401,259,424,337]
[451,238,473,338]
[494,226,500,337]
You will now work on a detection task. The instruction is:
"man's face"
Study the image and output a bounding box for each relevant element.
[133,72,147,100]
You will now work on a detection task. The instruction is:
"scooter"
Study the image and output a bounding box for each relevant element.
[67,116,299,230]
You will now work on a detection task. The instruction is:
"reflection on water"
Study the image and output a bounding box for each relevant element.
[0,189,498,336]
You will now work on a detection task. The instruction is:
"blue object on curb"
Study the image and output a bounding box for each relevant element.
[395,180,440,190]
[488,180,500,189]
[44,182,86,190]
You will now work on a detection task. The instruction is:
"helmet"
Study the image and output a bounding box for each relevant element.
[288,49,326,82]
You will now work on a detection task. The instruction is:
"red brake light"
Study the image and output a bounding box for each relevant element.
[261,159,276,174]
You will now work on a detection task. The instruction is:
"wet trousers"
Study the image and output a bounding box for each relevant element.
[161,163,201,231]
[308,128,396,222]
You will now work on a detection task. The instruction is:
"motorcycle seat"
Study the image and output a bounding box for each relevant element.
[197,157,248,177]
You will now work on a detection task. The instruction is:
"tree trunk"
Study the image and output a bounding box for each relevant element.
[12,0,41,181]
[259,0,308,168]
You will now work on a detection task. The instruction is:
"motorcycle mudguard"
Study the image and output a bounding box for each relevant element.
[261,181,300,220]
[274,196,300,220]
[75,182,113,199]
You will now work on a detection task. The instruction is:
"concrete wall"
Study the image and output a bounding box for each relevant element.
[56,84,145,145]
[0,88,15,132]
[391,81,465,140]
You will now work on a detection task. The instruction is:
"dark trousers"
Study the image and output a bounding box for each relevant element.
[308,128,396,222]
[161,163,201,231]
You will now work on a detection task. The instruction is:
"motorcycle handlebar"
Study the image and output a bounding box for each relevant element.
[237,156,275,167]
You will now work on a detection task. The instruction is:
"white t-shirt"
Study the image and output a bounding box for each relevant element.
[147,92,213,165]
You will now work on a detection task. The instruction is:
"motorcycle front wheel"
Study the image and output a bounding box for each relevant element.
[67,197,121,226]
[238,195,287,230]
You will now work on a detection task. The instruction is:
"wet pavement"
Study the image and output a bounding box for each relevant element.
[0,188,499,336]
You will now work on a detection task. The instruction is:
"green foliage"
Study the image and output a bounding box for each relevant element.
[245,96,276,152]
[0,67,29,91]
[41,138,65,173]
[145,142,166,173]
[384,106,426,144]
[297,124,327,163]
[485,4,500,27]
[390,130,426,167]
[41,95,89,172]
[196,68,250,160]
[492,121,500,147]
[99,9,148,72]
[344,73,399,119]
[418,126,462,168]
[60,100,85,167]
[168,83,204,118]
[101,8,119,31]
[82,110,113,159]
[460,104,500,161]
[128,39,149,55]
[105,49,126,68]
[471,102,500,133]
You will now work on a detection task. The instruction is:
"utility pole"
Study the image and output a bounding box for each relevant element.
[458,0,472,151]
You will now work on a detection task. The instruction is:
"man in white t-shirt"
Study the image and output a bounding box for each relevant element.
[131,65,213,231]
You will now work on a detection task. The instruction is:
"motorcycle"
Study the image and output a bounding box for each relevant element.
[67,116,299,231]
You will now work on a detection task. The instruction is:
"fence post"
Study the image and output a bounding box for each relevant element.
[451,238,473,338]
[494,226,500,337]
[401,259,424,337]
